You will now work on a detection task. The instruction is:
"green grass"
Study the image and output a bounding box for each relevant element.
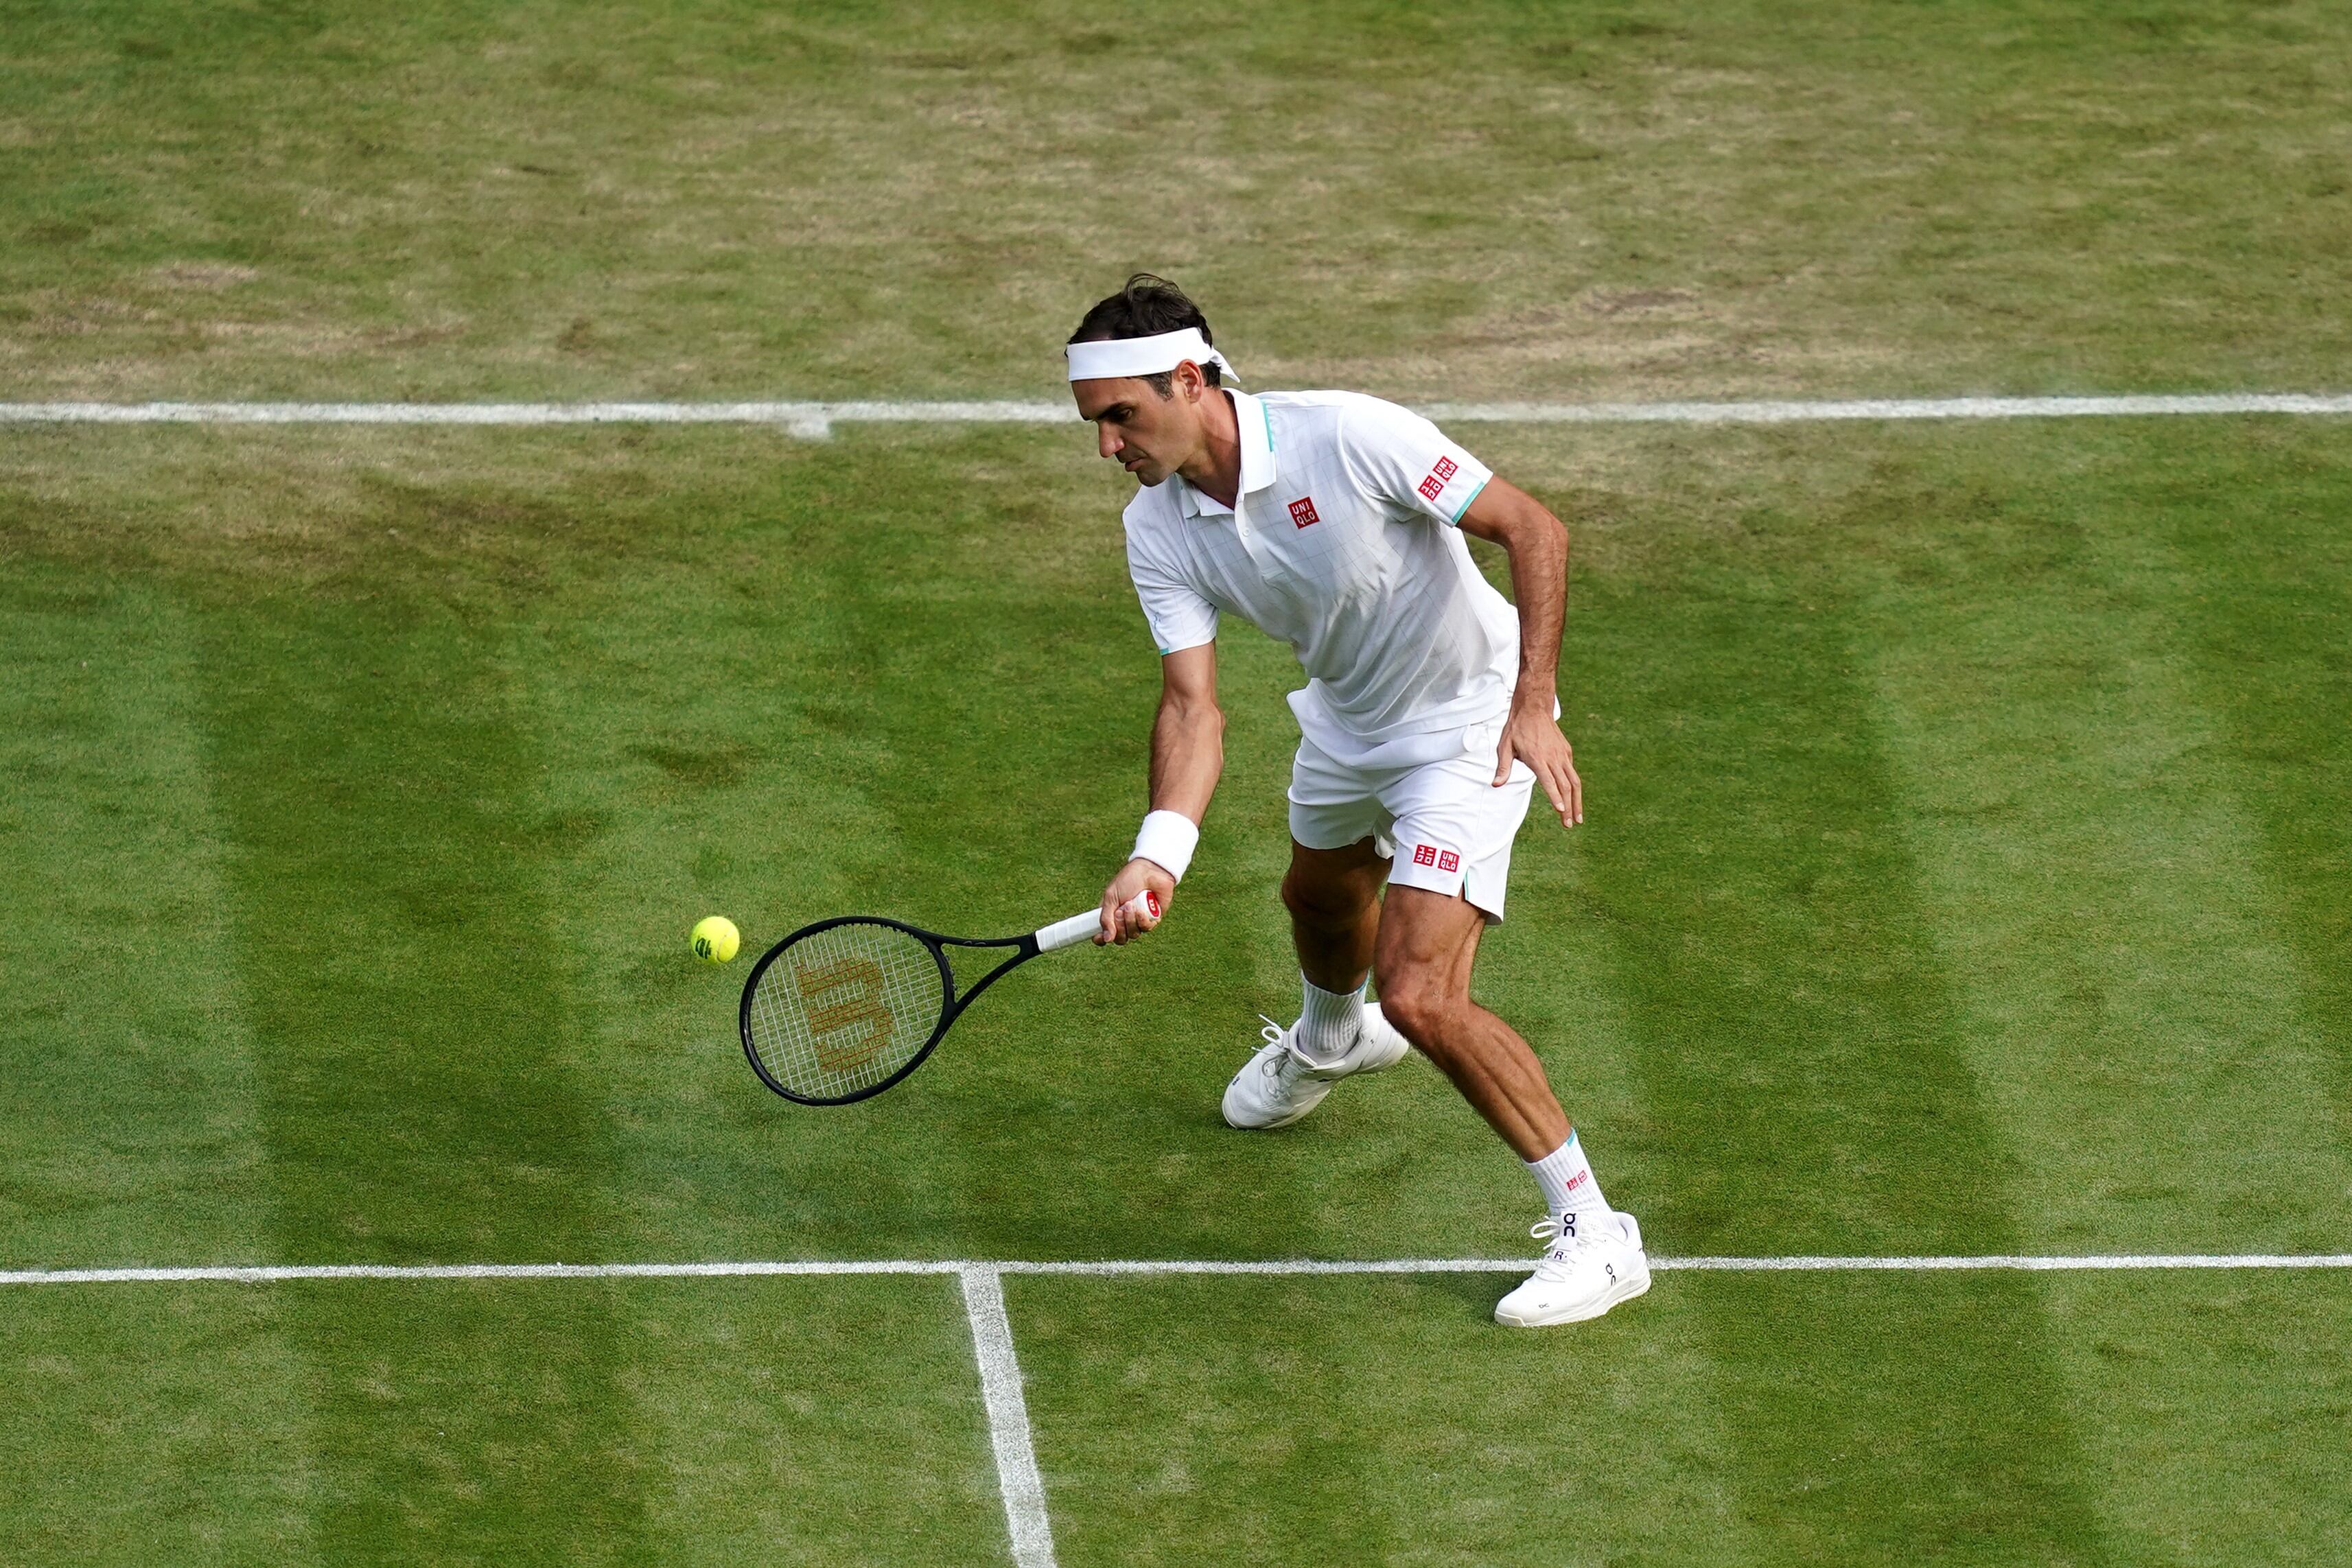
[5,0,2352,1562]
[5,417,2349,1563]
[0,1278,1010,1564]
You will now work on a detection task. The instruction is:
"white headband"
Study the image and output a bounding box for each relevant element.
[1065,327,1237,383]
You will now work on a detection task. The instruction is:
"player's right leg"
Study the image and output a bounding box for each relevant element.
[1221,836,1415,1129]
[1220,740,1414,1130]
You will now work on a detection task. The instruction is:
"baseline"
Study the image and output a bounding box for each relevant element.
[4,1253,2349,1286]
[3,392,2349,439]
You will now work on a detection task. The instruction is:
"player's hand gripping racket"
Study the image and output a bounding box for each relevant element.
[740,889,1161,1105]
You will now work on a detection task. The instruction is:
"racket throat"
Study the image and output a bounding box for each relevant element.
[940,936,1039,1020]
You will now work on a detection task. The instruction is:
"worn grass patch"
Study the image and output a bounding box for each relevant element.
[3,0,2350,401]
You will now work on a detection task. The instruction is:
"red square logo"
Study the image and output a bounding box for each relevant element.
[1433,456,1459,481]
[1412,843,1437,867]
[1417,472,1446,502]
[1288,496,1320,528]
[1438,850,1460,873]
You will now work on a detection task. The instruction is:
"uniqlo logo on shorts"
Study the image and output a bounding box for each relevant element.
[1288,496,1320,528]
[1412,843,1437,867]
[1439,850,1460,872]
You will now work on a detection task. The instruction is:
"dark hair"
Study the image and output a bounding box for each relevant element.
[1068,272,1220,394]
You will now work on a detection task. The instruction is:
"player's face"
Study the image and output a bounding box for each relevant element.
[1073,373,1206,487]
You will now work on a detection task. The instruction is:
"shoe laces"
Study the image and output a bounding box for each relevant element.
[1255,1014,1302,1081]
[1530,1210,1603,1263]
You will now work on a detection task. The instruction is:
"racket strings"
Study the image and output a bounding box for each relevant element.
[746,922,947,1101]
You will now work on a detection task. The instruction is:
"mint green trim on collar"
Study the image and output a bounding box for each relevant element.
[1448,472,1491,523]
[1260,398,1274,452]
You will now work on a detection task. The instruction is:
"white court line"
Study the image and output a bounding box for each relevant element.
[3,1253,2349,1285]
[961,1265,1059,1568]
[1,393,2349,438]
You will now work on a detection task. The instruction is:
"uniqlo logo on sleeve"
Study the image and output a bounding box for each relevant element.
[1412,844,1437,867]
[1417,472,1445,502]
[1433,456,1459,481]
[1438,850,1460,873]
[1288,496,1320,528]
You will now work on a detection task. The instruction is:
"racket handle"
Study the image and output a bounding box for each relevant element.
[1036,889,1161,952]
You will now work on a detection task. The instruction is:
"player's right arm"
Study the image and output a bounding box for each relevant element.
[1099,642,1222,944]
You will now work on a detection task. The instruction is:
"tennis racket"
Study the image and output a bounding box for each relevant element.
[740,889,1161,1105]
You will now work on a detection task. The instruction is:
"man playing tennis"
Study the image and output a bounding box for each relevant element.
[1071,274,1646,1326]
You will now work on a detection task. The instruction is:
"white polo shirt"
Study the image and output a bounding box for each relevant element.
[1123,388,1522,769]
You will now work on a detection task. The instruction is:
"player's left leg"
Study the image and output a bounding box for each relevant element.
[1375,753,1649,1326]
[1371,887,1564,1156]
[1375,888,1649,1326]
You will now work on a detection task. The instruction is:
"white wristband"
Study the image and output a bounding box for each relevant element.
[1131,810,1200,883]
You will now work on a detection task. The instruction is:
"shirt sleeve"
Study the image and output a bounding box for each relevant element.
[1333,396,1495,526]
[1125,526,1219,656]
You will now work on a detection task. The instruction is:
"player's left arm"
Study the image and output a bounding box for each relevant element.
[1458,479,1583,828]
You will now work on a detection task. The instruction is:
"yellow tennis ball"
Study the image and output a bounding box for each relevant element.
[691,915,741,965]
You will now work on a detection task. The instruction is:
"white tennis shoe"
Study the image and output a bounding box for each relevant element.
[1492,1209,1651,1327]
[1220,1004,1412,1130]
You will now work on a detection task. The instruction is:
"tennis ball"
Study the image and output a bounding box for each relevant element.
[691,915,741,965]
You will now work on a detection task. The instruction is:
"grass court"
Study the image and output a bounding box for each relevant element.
[4,3,2350,1563]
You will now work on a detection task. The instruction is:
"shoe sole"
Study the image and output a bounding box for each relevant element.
[1491,1261,1652,1328]
[1223,1086,1336,1133]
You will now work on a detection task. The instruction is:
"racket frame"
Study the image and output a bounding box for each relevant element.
[738,917,1045,1107]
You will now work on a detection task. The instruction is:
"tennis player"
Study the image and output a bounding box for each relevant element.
[1071,274,1646,1326]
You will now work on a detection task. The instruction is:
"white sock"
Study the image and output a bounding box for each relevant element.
[1294,972,1366,1065]
[1527,1130,1608,1221]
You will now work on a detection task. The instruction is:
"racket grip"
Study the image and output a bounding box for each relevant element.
[1036,889,1161,952]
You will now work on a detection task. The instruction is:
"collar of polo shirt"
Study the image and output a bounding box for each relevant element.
[1178,388,1278,519]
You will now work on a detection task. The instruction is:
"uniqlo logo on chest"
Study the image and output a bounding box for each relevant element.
[1288,496,1320,528]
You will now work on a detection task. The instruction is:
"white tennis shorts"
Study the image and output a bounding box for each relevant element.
[1287,727,1536,923]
